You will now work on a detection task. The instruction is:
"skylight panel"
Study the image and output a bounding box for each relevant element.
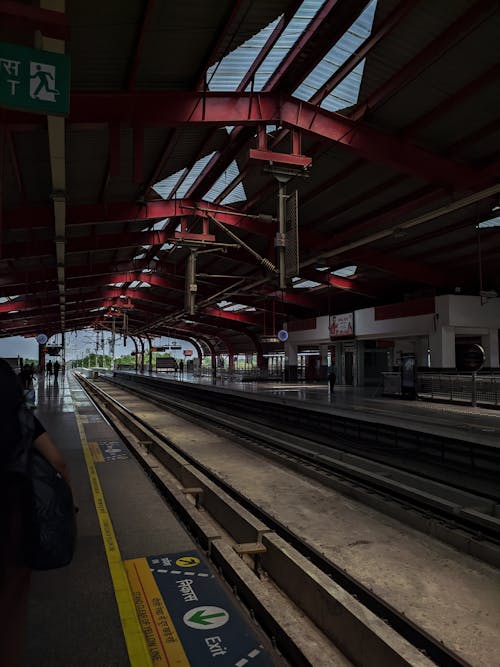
[220,182,246,205]
[0,295,20,303]
[108,282,125,288]
[204,160,247,204]
[217,300,232,308]
[129,280,140,288]
[152,168,187,199]
[223,303,247,312]
[139,282,151,288]
[251,0,324,91]
[292,276,322,288]
[133,253,146,260]
[293,279,321,288]
[159,243,174,251]
[332,265,357,277]
[478,216,500,228]
[150,218,169,231]
[207,17,281,91]
[293,0,378,111]
[176,153,216,198]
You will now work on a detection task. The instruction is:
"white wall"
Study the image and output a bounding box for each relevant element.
[354,309,435,338]
[286,295,500,372]
[439,294,500,327]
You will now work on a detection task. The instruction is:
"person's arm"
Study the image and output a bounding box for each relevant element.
[33,431,71,485]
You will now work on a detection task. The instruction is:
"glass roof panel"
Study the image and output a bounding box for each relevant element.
[293,278,321,288]
[153,153,216,199]
[176,152,216,198]
[150,218,169,231]
[204,159,247,204]
[206,17,281,91]
[293,0,377,111]
[251,0,325,91]
[152,168,187,199]
[332,265,358,277]
[478,216,500,228]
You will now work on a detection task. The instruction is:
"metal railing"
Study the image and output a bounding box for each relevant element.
[417,373,500,407]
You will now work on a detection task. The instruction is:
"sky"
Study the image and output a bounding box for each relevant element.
[0,330,192,362]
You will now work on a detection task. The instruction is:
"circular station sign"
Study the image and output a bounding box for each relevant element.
[36,333,48,345]
[456,343,485,372]
[277,329,289,342]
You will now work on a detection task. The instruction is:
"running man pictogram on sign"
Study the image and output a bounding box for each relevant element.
[30,63,60,102]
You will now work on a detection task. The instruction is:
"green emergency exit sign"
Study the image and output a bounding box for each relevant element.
[0,41,70,115]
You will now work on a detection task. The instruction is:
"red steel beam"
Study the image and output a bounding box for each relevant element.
[0,1,70,40]
[0,91,482,188]
[4,198,272,235]
[202,307,260,325]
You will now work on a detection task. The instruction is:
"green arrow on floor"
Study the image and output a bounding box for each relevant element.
[188,610,226,626]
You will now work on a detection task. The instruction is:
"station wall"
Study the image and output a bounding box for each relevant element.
[285,295,500,384]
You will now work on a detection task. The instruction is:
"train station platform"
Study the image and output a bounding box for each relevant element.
[23,372,277,667]
[112,370,500,450]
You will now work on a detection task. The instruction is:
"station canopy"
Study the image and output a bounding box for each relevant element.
[1,0,499,355]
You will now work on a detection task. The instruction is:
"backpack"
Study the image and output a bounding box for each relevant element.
[6,403,77,570]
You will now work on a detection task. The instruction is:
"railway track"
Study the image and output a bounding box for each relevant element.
[75,371,499,667]
[101,372,500,560]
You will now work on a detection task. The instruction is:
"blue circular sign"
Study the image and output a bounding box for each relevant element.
[277,329,288,342]
[36,333,48,345]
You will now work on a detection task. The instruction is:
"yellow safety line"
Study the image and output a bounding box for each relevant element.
[124,558,191,667]
[71,388,153,667]
[88,441,105,462]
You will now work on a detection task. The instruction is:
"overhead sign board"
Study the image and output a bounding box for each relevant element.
[330,312,354,338]
[0,41,70,115]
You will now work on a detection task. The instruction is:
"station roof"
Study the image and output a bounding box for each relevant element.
[1,0,499,354]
